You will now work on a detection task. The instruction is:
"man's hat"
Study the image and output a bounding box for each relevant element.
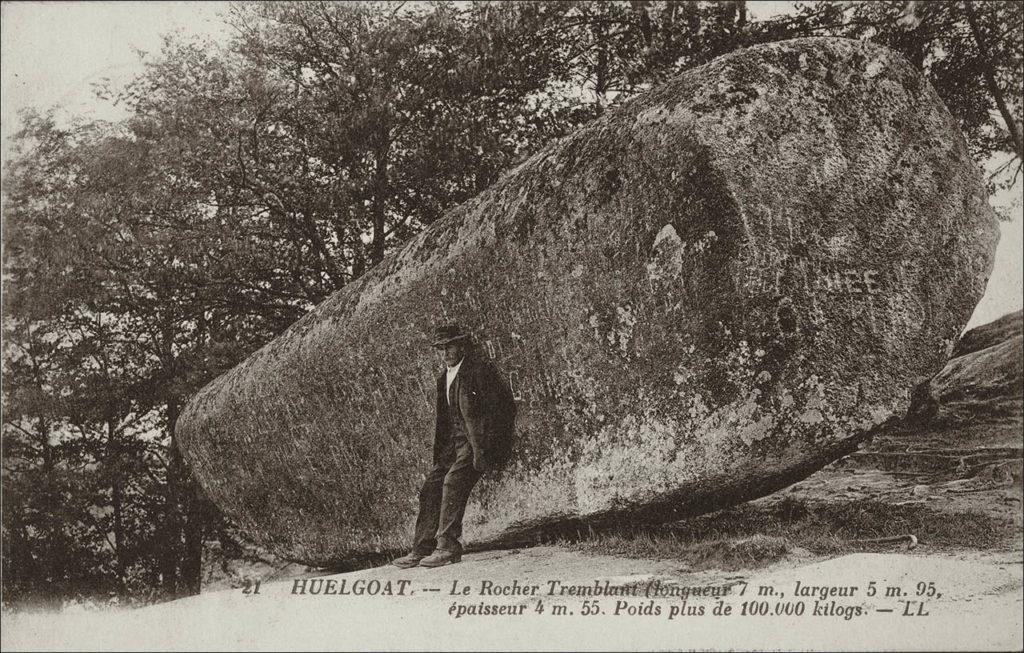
[431,323,471,348]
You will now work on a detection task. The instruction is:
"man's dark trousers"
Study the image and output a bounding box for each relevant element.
[412,386,482,555]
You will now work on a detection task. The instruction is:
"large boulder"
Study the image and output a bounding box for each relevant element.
[178,37,998,564]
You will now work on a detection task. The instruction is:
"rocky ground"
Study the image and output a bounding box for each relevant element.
[834,309,1022,527]
[4,312,1021,650]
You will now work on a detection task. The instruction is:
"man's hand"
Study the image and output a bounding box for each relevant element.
[473,452,491,472]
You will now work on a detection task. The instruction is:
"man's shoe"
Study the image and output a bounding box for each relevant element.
[418,549,461,567]
[391,552,426,569]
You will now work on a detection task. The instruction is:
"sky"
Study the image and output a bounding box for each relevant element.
[1,0,1020,329]
[1,1,230,150]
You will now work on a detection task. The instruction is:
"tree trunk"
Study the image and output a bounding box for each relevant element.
[163,399,206,598]
[683,1,700,60]
[593,20,609,113]
[159,401,182,596]
[370,144,390,266]
[631,0,653,46]
[351,244,366,280]
[661,1,677,52]
[38,416,53,472]
[3,506,34,599]
[964,0,1023,161]
[179,455,208,596]
[108,417,126,592]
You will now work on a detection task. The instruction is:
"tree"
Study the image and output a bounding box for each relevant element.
[225,1,585,275]
[2,111,237,601]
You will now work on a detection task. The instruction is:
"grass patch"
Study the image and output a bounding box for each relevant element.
[555,497,1016,571]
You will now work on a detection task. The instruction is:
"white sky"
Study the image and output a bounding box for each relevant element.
[1,0,1020,329]
[1,1,230,150]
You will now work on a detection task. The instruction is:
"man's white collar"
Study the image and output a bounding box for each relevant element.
[445,357,464,404]
[446,357,465,373]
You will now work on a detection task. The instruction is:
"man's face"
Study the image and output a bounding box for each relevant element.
[437,342,464,367]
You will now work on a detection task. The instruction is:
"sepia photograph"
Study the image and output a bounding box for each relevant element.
[1,1,1021,650]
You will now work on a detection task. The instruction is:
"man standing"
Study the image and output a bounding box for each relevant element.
[392,324,515,568]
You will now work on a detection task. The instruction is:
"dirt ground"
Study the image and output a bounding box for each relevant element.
[3,543,1021,651]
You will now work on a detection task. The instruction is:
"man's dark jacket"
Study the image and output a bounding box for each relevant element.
[433,352,516,469]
